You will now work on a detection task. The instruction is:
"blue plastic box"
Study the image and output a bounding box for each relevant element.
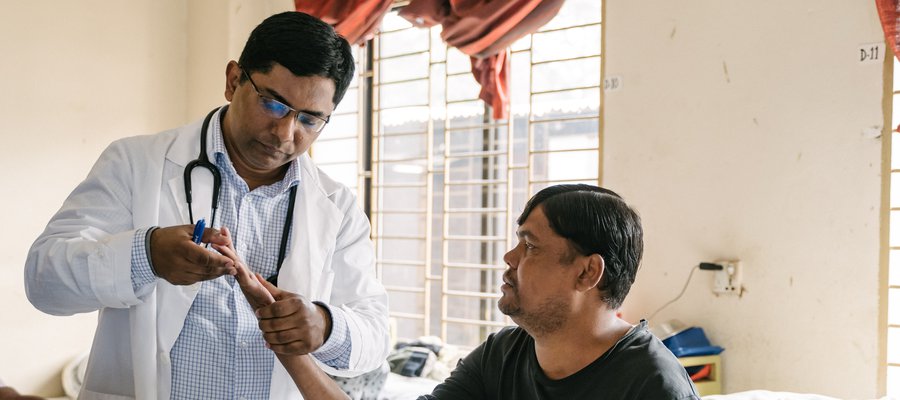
[661,327,724,357]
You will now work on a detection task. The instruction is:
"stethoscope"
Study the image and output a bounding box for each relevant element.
[184,107,297,285]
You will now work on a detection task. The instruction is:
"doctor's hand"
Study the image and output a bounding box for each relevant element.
[255,282,334,356]
[149,225,237,285]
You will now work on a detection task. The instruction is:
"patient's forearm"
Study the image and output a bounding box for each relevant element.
[0,386,45,400]
[277,354,350,400]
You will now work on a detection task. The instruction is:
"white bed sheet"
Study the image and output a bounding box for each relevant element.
[703,390,893,400]
[377,373,439,400]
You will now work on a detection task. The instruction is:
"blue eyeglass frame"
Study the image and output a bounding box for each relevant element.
[240,68,330,133]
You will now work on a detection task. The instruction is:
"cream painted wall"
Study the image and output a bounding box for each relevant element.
[0,1,187,395]
[2,0,889,398]
[186,0,292,118]
[609,1,886,398]
[0,0,289,396]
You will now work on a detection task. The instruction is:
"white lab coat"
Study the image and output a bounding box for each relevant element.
[24,114,390,400]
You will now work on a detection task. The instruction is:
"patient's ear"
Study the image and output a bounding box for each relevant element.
[575,254,604,292]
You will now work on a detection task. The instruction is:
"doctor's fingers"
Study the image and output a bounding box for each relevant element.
[171,251,235,281]
[163,272,207,285]
[187,263,238,279]
[257,310,318,334]
[183,243,235,270]
[255,294,314,320]
[262,326,322,347]
[162,267,232,285]
[266,337,320,356]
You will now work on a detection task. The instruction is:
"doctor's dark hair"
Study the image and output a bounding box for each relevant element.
[238,11,355,106]
[517,184,643,310]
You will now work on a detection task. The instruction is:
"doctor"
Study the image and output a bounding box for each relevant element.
[25,11,389,400]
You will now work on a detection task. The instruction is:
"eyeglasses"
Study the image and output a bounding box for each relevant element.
[241,69,329,133]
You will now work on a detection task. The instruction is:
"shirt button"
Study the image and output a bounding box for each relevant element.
[238,396,247,400]
[240,341,248,349]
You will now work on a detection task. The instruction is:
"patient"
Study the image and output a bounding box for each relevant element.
[420,184,699,399]
[223,184,700,399]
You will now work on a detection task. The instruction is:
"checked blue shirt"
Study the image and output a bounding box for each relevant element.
[130,108,351,399]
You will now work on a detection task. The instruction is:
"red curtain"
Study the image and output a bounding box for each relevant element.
[877,0,900,131]
[295,0,394,45]
[877,0,900,59]
[399,0,565,119]
[296,0,564,119]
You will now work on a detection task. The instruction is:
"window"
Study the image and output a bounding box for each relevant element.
[312,0,603,349]
[888,55,900,397]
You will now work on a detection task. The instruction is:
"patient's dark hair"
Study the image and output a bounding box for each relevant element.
[517,184,643,310]
[238,11,355,106]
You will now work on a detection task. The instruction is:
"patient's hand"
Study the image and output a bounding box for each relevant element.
[212,227,275,309]
[213,228,331,356]
[0,386,45,400]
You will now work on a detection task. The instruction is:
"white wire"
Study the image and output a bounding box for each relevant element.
[647,265,699,322]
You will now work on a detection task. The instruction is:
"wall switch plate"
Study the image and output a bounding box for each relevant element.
[712,260,742,295]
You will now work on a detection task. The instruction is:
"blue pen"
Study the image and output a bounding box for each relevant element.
[192,218,206,244]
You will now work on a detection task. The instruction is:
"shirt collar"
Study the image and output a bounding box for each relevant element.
[210,106,300,193]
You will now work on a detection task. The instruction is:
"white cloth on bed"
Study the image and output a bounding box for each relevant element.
[702,390,853,400]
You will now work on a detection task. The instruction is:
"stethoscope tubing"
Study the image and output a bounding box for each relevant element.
[184,107,223,227]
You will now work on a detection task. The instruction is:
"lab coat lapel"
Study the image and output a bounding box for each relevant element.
[277,155,341,300]
[158,116,212,352]
[268,155,341,398]
[166,116,215,226]
[166,169,215,227]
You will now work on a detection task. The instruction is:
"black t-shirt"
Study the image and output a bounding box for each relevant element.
[420,321,700,400]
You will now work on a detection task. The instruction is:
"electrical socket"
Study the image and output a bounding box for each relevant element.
[712,260,742,295]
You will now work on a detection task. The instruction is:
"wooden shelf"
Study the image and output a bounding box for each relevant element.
[678,354,722,396]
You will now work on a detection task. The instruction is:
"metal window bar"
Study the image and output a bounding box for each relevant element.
[444,207,507,214]
[537,21,603,34]
[530,84,602,97]
[375,76,431,86]
[444,179,508,186]
[377,154,431,163]
[443,317,508,328]
[313,160,359,167]
[445,122,510,132]
[384,285,426,293]
[444,261,507,270]
[372,182,428,189]
[377,209,427,214]
[375,234,428,241]
[375,129,429,138]
[531,54,602,67]
[392,312,426,320]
